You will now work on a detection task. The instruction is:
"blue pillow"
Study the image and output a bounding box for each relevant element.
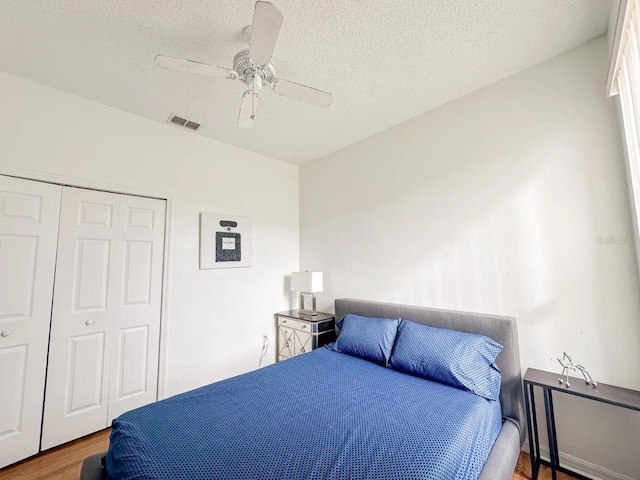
[389,319,503,400]
[334,314,400,365]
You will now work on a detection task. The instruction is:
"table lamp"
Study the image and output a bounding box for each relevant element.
[291,271,323,315]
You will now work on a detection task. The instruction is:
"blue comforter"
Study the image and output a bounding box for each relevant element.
[106,348,502,480]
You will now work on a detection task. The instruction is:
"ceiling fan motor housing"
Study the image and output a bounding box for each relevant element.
[233,49,275,85]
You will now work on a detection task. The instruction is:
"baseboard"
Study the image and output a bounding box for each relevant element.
[522,445,636,480]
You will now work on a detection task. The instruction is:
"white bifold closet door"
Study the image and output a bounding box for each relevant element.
[41,186,165,449]
[0,177,61,468]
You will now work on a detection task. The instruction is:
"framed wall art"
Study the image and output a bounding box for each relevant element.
[200,213,252,269]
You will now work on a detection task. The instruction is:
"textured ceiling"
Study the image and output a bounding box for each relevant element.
[0,1,610,164]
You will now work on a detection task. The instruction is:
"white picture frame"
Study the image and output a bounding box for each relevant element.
[200,213,252,269]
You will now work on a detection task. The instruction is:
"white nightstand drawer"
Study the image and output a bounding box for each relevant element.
[276,316,310,332]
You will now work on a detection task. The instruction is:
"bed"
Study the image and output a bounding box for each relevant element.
[81,298,524,480]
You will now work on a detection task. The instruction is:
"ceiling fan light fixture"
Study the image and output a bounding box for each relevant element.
[247,73,263,92]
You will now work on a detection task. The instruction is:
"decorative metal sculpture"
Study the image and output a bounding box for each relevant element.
[557,352,597,388]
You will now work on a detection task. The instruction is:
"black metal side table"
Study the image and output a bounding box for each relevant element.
[523,368,640,480]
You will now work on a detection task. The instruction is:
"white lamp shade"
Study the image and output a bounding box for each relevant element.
[291,271,323,293]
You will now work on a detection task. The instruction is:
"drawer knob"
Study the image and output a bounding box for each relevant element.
[85,320,94,326]
[0,330,10,337]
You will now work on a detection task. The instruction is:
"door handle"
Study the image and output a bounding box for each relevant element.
[0,330,10,337]
[85,320,94,326]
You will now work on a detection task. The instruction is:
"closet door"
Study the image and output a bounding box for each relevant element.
[42,187,166,449]
[107,193,165,421]
[0,176,61,468]
[41,187,120,449]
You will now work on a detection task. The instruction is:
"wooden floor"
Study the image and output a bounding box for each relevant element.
[0,429,110,480]
[0,430,575,480]
[513,452,578,480]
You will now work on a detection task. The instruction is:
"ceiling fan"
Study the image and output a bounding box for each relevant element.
[155,1,333,128]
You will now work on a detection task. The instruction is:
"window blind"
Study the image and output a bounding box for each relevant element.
[610,0,640,262]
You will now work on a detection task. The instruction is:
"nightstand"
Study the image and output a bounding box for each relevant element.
[276,310,335,361]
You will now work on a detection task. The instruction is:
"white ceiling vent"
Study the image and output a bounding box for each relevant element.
[168,114,200,131]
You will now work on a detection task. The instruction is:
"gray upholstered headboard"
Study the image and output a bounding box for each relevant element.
[335,298,525,444]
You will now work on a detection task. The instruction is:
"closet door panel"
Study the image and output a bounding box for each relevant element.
[0,176,61,468]
[0,345,28,435]
[41,187,119,450]
[107,194,165,422]
[65,332,106,413]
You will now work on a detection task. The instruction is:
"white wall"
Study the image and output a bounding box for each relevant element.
[301,37,640,479]
[0,72,299,398]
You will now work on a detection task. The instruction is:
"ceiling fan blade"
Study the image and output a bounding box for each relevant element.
[249,1,283,66]
[155,55,237,80]
[271,79,333,107]
[238,90,260,128]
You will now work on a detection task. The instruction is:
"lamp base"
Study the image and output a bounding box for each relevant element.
[299,292,317,316]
